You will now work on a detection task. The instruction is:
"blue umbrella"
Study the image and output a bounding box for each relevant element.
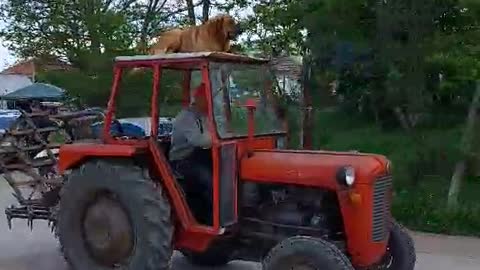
[1,83,65,101]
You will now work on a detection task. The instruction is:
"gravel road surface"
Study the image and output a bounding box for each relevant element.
[1,180,479,270]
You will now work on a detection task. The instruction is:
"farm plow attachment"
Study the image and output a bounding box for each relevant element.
[0,109,104,230]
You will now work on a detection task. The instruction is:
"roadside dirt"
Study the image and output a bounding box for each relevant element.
[1,180,480,270]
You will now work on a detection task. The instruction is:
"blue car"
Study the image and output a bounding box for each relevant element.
[0,110,21,135]
[90,117,173,139]
[91,121,146,138]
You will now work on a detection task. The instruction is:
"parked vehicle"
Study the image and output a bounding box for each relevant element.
[90,117,173,139]
[0,109,20,135]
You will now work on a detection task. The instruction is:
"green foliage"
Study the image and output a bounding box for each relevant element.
[37,66,184,118]
[310,109,480,235]
[37,70,112,108]
[0,0,212,68]
[0,0,137,66]
[243,0,306,56]
[393,178,480,236]
[295,0,480,129]
[303,0,377,49]
[2,0,480,235]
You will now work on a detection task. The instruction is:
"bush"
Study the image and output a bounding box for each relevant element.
[393,177,480,236]
[293,108,480,236]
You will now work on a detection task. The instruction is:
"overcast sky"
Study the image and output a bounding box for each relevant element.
[0,20,15,70]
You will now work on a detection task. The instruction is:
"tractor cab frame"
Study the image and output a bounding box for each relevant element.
[59,52,286,250]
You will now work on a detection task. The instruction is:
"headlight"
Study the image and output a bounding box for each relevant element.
[386,159,392,174]
[337,166,356,187]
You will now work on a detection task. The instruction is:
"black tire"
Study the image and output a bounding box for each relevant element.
[56,159,174,270]
[262,236,354,270]
[386,221,416,270]
[181,246,232,267]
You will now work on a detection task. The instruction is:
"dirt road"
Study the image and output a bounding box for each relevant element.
[1,181,480,270]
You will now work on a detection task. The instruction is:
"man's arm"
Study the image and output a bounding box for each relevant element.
[182,116,212,148]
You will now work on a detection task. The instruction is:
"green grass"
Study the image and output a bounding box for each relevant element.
[393,177,480,236]
[288,108,480,236]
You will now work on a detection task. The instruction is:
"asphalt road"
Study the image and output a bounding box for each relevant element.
[1,181,480,270]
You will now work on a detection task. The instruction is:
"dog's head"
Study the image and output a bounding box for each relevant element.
[211,14,243,41]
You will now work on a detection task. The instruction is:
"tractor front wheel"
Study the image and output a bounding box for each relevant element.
[383,221,416,270]
[262,236,354,270]
[56,159,174,270]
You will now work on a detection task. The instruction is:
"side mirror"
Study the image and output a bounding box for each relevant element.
[243,98,257,157]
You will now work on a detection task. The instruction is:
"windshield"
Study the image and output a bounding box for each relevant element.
[210,62,285,138]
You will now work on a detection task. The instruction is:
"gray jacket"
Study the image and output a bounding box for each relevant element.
[169,107,212,161]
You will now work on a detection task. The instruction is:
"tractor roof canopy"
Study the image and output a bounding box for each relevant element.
[114,52,269,69]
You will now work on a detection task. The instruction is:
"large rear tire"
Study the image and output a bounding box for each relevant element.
[262,236,354,270]
[385,221,416,270]
[56,159,173,270]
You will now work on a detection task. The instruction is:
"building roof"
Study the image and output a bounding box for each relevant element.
[0,57,73,77]
[115,52,269,64]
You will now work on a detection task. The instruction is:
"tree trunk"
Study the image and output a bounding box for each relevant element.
[447,160,467,211]
[84,0,101,55]
[447,81,480,211]
[202,0,210,23]
[301,54,313,149]
[138,0,157,52]
[185,0,196,25]
[393,106,412,132]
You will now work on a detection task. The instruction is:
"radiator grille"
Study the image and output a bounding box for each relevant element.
[372,175,393,242]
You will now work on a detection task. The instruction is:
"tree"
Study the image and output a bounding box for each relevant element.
[0,0,138,68]
[202,0,211,22]
[134,0,170,51]
[185,0,197,24]
[447,82,480,211]
[243,0,306,57]
[0,0,210,70]
[181,0,250,25]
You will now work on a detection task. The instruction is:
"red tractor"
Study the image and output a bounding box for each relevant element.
[55,52,416,270]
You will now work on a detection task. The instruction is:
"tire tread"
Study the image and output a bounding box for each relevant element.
[56,159,174,270]
[262,236,354,270]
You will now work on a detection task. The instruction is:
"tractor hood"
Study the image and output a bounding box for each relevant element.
[240,149,390,189]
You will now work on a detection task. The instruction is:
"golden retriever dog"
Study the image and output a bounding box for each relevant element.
[148,14,242,54]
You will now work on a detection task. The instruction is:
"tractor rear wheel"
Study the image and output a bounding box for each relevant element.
[56,159,173,270]
[262,236,354,270]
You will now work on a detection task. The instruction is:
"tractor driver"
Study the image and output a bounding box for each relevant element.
[169,83,213,224]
